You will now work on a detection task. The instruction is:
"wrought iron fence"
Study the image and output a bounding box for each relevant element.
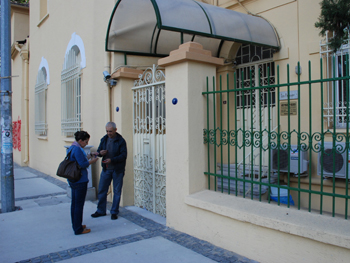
[203,56,350,219]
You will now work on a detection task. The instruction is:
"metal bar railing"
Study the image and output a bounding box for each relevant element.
[204,58,350,219]
[227,74,231,195]
[234,72,239,196]
[346,54,350,219]
[308,61,312,212]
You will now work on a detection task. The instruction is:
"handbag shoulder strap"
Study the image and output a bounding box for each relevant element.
[65,148,73,160]
[65,145,81,160]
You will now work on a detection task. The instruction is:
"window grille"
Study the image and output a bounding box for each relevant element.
[235,44,276,109]
[61,47,82,136]
[232,44,277,175]
[35,68,48,136]
[320,31,350,128]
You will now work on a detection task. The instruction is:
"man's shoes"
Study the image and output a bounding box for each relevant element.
[82,225,86,229]
[111,214,118,220]
[81,228,91,234]
[91,212,106,218]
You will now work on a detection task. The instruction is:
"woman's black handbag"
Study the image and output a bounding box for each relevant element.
[56,151,81,182]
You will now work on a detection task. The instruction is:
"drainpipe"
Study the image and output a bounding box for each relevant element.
[105,51,112,122]
[23,57,29,164]
[21,43,29,165]
[104,51,113,197]
[15,42,29,165]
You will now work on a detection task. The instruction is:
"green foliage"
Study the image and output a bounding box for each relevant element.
[315,0,350,52]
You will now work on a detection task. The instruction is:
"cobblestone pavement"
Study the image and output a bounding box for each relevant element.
[12,164,258,263]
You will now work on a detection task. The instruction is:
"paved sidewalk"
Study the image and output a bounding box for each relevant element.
[0,164,258,263]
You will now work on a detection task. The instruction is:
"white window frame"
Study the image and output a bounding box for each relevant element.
[35,67,48,136]
[320,31,350,129]
[61,46,82,136]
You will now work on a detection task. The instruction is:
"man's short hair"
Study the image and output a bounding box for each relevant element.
[106,122,117,129]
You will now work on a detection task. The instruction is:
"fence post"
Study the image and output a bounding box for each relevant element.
[158,42,223,226]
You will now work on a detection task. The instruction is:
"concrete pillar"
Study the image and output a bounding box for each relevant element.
[158,42,223,225]
[111,67,143,207]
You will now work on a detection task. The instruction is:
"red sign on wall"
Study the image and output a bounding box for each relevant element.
[13,116,21,152]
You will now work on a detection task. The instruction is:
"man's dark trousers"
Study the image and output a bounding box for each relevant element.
[96,169,124,215]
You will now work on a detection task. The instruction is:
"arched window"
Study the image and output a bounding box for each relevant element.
[61,45,82,136]
[35,67,48,136]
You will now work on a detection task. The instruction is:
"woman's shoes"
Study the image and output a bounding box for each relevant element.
[74,225,90,235]
[81,228,91,234]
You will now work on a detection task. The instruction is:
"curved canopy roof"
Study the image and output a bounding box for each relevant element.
[106,0,280,57]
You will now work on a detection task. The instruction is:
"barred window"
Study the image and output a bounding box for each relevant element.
[235,44,276,109]
[233,44,277,171]
[320,31,350,129]
[61,46,82,136]
[35,68,48,136]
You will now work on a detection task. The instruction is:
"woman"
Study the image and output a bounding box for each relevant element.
[68,131,98,235]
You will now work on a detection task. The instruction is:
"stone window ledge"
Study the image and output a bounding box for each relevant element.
[63,137,75,143]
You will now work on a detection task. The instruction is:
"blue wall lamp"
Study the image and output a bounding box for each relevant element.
[172,98,178,105]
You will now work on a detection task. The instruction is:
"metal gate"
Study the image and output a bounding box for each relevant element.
[132,65,166,217]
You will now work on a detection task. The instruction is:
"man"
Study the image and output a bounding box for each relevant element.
[91,122,127,220]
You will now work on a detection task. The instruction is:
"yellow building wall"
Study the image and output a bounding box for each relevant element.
[18,0,350,261]
[11,5,29,167]
[28,0,117,183]
[25,0,348,217]
[11,7,29,44]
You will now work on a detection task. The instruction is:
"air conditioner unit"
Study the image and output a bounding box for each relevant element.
[317,142,350,179]
[271,145,308,175]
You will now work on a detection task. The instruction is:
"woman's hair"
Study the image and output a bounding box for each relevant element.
[74,131,90,142]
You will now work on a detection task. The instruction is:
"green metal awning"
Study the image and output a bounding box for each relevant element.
[106,0,280,57]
